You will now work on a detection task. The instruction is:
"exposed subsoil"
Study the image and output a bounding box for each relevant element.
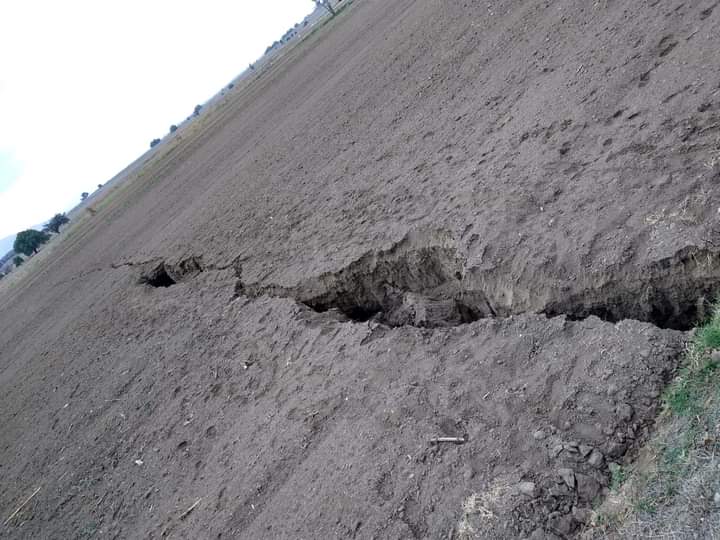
[2,1,720,539]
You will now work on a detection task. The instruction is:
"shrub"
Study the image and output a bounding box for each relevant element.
[13,256,23,267]
[43,213,69,234]
[13,229,50,256]
[170,125,178,133]
[81,192,89,201]
[150,138,161,148]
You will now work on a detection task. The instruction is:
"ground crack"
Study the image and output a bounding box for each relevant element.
[137,256,205,288]
[239,233,720,331]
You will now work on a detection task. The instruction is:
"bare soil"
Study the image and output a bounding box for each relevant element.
[2,1,720,538]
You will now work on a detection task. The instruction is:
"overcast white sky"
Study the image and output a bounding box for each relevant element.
[0,0,315,240]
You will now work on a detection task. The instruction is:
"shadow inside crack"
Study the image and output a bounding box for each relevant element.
[242,233,720,331]
[139,257,204,288]
[541,247,720,331]
[301,244,489,327]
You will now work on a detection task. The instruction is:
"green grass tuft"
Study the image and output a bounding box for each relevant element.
[695,302,720,350]
[696,324,720,350]
[609,463,627,491]
[662,305,720,416]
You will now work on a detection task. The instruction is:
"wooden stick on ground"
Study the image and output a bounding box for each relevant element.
[430,437,467,445]
[3,486,41,526]
[179,498,202,520]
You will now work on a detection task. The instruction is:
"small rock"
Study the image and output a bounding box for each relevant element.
[571,506,593,524]
[606,441,628,459]
[616,403,634,422]
[558,468,576,489]
[579,444,593,458]
[638,349,650,359]
[606,383,619,396]
[546,512,577,536]
[533,429,547,441]
[714,492,720,506]
[564,442,579,454]
[550,444,564,458]
[518,481,537,497]
[134,459,144,466]
[588,449,604,468]
[576,473,602,502]
[711,350,720,363]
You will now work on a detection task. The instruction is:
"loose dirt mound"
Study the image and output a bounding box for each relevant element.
[2,1,720,538]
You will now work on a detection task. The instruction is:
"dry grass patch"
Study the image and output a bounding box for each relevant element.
[586,304,720,539]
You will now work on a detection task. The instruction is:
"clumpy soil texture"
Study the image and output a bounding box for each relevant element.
[2,1,720,538]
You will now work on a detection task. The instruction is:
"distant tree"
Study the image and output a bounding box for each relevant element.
[43,213,70,233]
[150,138,161,148]
[81,192,89,201]
[170,124,178,133]
[193,104,202,117]
[97,183,103,189]
[227,83,234,89]
[13,229,50,256]
[13,256,23,267]
[313,0,336,16]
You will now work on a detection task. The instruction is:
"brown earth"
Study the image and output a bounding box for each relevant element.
[2,1,720,538]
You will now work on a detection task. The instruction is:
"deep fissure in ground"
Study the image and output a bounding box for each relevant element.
[246,242,720,330]
[139,257,204,288]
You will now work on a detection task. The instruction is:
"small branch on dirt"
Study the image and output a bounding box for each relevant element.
[3,486,41,526]
[95,492,107,509]
[430,436,467,445]
[179,498,202,520]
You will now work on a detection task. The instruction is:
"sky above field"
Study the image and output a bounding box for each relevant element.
[0,0,315,241]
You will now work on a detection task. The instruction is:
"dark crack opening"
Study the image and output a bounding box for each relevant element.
[246,238,720,331]
[139,257,204,288]
[541,247,720,331]
[140,263,176,288]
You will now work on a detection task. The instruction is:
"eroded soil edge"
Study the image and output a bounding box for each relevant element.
[131,235,708,537]
[237,232,720,331]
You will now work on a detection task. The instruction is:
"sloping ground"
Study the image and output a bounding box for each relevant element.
[1,1,720,538]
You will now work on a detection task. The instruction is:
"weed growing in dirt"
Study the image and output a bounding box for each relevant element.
[664,304,720,416]
[609,463,627,492]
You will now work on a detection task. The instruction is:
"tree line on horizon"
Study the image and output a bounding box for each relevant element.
[6,213,70,271]
[2,0,346,280]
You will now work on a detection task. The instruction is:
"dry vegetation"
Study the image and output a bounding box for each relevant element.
[589,305,720,539]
